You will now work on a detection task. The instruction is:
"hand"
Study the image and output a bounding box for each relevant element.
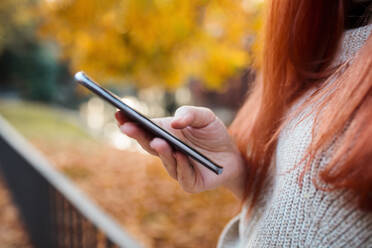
[115,106,246,199]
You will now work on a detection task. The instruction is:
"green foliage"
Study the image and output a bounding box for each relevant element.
[0,0,80,104]
[1,43,59,100]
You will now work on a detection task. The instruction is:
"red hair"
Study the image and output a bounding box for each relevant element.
[229,0,372,212]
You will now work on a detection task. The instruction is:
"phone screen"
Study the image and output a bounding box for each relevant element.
[74,71,223,175]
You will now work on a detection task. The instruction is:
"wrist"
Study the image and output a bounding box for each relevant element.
[222,154,247,200]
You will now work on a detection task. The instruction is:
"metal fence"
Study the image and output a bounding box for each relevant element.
[0,115,143,248]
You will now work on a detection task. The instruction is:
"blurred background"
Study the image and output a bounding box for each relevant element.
[0,0,263,247]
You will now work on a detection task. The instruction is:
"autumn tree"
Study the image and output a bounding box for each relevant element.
[0,0,72,103]
[39,0,263,89]
[0,0,36,53]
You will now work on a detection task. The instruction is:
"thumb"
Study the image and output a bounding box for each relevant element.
[171,106,216,129]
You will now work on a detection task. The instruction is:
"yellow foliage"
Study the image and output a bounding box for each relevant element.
[0,0,36,51]
[38,0,264,89]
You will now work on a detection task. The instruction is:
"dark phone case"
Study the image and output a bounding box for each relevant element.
[74,71,223,175]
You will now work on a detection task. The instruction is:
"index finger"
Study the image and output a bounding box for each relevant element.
[115,111,130,125]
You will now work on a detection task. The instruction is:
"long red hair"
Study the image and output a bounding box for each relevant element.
[229,0,372,211]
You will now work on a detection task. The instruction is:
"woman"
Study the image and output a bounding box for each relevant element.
[116,0,372,246]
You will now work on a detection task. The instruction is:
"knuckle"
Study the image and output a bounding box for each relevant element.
[161,160,170,169]
[168,173,177,180]
[178,175,198,193]
[161,161,173,172]
[182,185,198,194]
[163,163,177,179]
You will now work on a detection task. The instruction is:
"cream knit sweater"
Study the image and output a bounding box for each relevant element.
[217,23,372,248]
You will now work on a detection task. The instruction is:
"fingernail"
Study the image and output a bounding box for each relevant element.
[174,116,185,124]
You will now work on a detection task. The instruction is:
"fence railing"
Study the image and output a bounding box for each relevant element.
[0,115,143,248]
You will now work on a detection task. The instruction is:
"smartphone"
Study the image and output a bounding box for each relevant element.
[74,71,223,175]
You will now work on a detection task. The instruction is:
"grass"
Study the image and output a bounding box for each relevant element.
[0,99,92,142]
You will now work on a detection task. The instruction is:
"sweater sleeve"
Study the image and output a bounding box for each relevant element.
[217,213,241,248]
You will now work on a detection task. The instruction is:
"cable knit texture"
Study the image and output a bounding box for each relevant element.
[217,23,372,248]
